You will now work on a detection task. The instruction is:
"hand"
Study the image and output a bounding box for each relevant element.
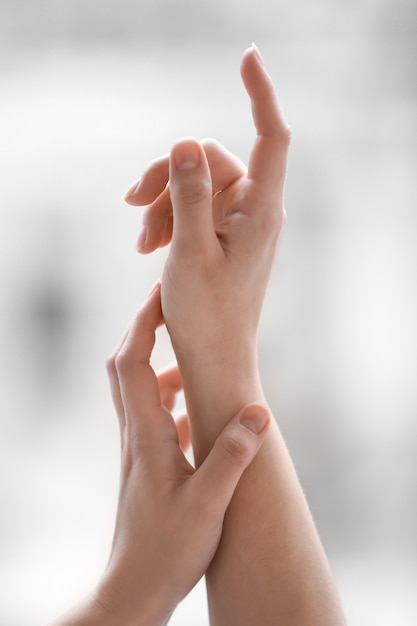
[54,283,269,626]
[124,46,290,461]
[124,45,290,368]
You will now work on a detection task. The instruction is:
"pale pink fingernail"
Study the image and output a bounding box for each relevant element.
[173,140,200,170]
[251,42,265,67]
[124,178,141,199]
[240,404,270,435]
[146,280,161,299]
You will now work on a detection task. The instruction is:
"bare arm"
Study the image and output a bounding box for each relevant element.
[126,45,346,624]
[48,285,270,626]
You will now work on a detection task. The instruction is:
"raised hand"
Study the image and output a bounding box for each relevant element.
[124,46,290,376]
[125,44,290,259]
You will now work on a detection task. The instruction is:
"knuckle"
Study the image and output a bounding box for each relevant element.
[144,156,161,176]
[280,122,292,146]
[270,209,286,240]
[175,178,211,206]
[219,431,251,466]
[254,208,284,244]
[106,352,117,378]
[269,122,292,148]
[119,436,136,476]
[114,350,132,377]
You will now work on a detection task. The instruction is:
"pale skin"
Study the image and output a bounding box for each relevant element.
[49,284,271,626]
[124,45,347,624]
[50,44,346,625]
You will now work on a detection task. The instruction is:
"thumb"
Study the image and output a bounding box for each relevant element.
[169,138,217,254]
[192,403,271,515]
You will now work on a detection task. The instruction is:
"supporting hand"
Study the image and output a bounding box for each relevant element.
[50,283,270,626]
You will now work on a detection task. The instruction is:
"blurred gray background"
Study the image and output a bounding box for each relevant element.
[1,1,416,624]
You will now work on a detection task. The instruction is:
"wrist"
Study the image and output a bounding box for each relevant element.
[178,348,263,412]
[172,323,258,370]
[47,595,116,626]
[91,570,176,626]
[176,347,265,466]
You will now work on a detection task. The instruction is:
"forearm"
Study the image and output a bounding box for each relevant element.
[48,587,172,626]
[137,44,344,622]
[176,341,264,466]
[206,422,346,625]
[179,357,346,625]
[47,596,112,626]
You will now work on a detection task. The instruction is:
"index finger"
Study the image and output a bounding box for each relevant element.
[240,45,291,196]
[115,283,164,437]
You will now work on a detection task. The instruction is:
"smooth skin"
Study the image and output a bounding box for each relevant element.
[125,45,346,624]
[124,45,289,458]
[49,283,271,626]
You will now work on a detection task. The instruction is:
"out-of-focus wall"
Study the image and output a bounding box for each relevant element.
[1,1,416,624]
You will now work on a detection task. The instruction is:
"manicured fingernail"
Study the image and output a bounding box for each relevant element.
[146,280,161,299]
[136,225,147,251]
[173,140,200,170]
[251,42,264,66]
[124,178,141,199]
[239,404,269,435]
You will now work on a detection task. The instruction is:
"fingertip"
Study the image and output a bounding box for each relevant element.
[136,236,165,255]
[239,403,271,436]
[171,137,202,171]
[136,220,167,254]
[146,279,161,300]
[251,42,265,66]
[169,138,216,252]
[143,279,163,325]
[135,243,152,255]
[240,43,267,78]
[124,178,141,202]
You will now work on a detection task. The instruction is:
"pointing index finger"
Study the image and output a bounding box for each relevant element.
[240,45,291,196]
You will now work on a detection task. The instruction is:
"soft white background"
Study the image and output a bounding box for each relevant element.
[1,1,416,624]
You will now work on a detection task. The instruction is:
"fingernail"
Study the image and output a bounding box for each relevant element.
[136,225,147,251]
[124,178,141,199]
[251,42,264,67]
[239,404,269,435]
[146,280,161,299]
[173,140,200,170]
